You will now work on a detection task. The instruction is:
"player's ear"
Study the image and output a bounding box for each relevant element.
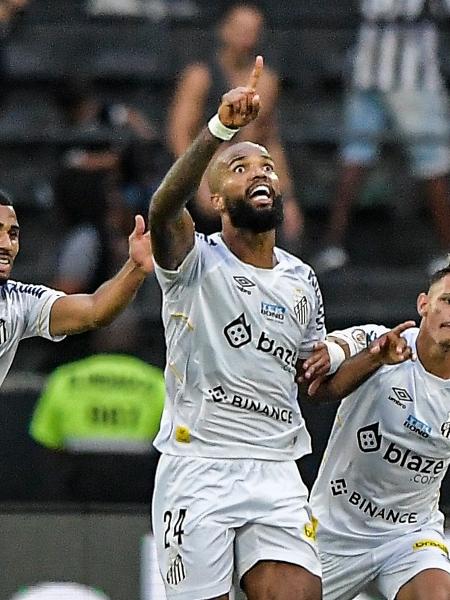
[210,193,224,213]
[417,292,428,317]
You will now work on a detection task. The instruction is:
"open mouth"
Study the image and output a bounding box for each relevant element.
[248,184,272,204]
[0,255,11,271]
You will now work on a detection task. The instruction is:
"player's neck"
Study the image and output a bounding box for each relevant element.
[221,227,277,269]
[416,331,450,379]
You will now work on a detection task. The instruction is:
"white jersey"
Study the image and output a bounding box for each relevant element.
[311,325,450,555]
[0,279,65,385]
[153,232,326,460]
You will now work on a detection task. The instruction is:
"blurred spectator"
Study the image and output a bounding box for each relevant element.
[49,169,131,367]
[9,583,110,600]
[86,0,143,16]
[30,353,164,503]
[86,0,199,20]
[0,0,29,108]
[167,1,303,252]
[52,76,156,288]
[0,0,28,34]
[313,0,450,275]
[50,78,161,364]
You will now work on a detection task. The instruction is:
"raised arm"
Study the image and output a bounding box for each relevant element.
[149,55,263,271]
[303,320,416,402]
[49,215,152,336]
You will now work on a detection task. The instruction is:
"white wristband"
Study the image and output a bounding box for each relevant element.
[207,114,240,141]
[324,340,346,375]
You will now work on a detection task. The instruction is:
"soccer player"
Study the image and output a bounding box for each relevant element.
[0,190,152,386]
[149,56,326,600]
[304,266,450,599]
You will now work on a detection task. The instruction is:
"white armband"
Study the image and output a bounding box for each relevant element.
[207,114,240,141]
[324,339,346,375]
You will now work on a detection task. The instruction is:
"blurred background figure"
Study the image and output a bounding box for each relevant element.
[29,353,164,503]
[313,0,450,276]
[0,0,29,109]
[86,0,199,20]
[46,77,158,367]
[52,76,154,296]
[9,582,110,600]
[167,1,304,253]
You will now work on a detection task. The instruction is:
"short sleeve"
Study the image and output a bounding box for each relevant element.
[21,285,67,341]
[153,238,201,295]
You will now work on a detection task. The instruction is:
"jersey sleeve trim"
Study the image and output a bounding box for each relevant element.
[38,292,67,341]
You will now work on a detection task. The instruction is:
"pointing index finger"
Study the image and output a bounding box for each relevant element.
[247,55,263,91]
[391,320,416,335]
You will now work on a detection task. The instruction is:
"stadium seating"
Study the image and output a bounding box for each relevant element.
[0,2,443,370]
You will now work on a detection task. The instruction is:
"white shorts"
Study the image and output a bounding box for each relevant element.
[320,529,450,600]
[151,454,321,600]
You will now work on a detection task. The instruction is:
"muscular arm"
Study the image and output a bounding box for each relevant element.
[306,321,416,403]
[149,127,221,270]
[306,347,387,403]
[149,56,263,271]
[49,215,152,336]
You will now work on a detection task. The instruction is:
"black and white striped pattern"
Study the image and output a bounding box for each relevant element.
[0,319,7,345]
[294,295,308,325]
[353,0,450,91]
[166,553,186,586]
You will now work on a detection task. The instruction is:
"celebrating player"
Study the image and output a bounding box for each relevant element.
[305,266,450,599]
[0,190,152,386]
[149,56,328,600]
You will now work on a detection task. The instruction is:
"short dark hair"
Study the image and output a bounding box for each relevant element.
[0,190,14,207]
[429,262,450,288]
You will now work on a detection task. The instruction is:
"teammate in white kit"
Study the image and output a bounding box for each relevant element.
[305,266,450,599]
[149,57,327,600]
[0,189,152,386]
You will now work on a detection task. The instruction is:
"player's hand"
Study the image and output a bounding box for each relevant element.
[369,320,416,365]
[300,341,331,382]
[298,341,332,397]
[217,55,262,128]
[129,214,154,274]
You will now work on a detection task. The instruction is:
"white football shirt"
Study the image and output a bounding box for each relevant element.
[0,280,65,386]
[153,232,326,460]
[311,325,450,555]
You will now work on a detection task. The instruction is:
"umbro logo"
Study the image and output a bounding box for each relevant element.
[388,387,413,409]
[233,276,255,295]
